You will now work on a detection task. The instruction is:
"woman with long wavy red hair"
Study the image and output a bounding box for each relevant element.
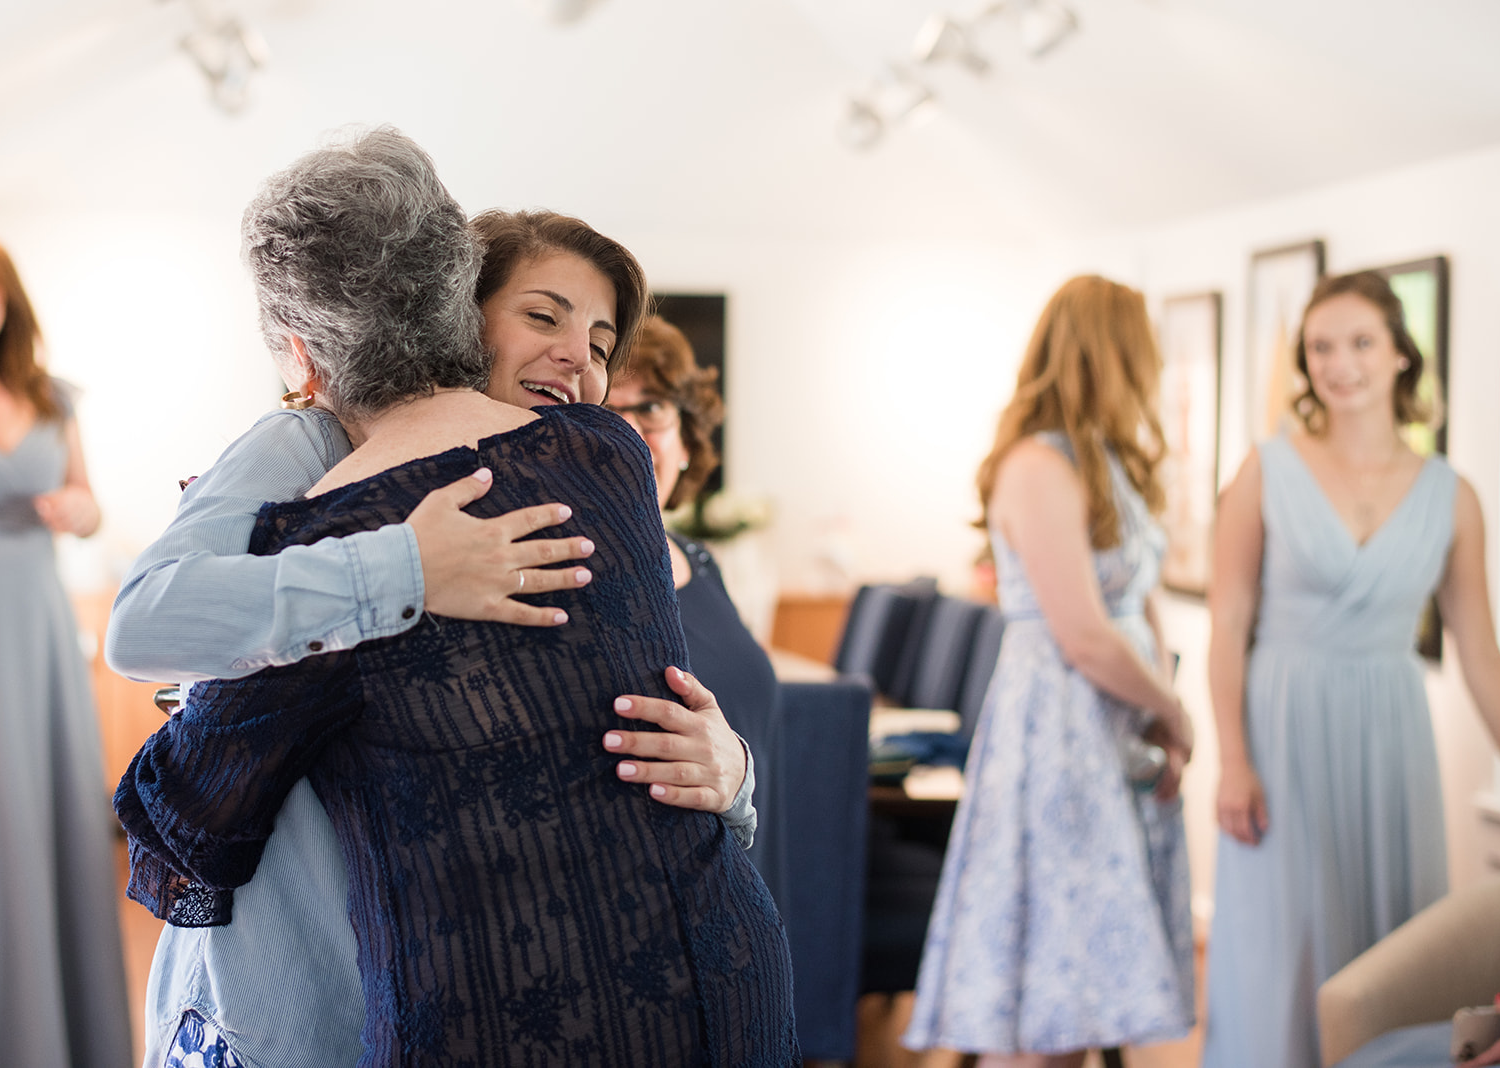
[904,275,1195,1068]
[0,244,132,1066]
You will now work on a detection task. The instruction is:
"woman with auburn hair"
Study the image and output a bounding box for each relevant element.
[1203,271,1500,1068]
[0,245,132,1065]
[605,314,778,804]
[904,275,1195,1067]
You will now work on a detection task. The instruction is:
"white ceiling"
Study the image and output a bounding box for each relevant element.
[2,0,1498,242]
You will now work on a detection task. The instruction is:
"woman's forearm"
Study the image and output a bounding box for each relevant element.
[105,408,424,682]
[1208,623,1253,769]
[1065,622,1180,724]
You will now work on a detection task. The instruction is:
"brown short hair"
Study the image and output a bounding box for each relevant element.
[621,316,723,510]
[471,210,649,385]
[1293,270,1433,432]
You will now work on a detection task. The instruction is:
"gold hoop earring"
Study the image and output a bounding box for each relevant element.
[280,390,316,410]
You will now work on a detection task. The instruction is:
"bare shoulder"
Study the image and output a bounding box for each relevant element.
[1453,472,1485,536]
[1219,446,1263,509]
[994,436,1082,501]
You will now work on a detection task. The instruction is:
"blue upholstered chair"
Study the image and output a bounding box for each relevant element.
[751,679,873,1061]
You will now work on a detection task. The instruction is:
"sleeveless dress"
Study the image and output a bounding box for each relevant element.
[904,433,1194,1054]
[1203,435,1455,1068]
[0,383,133,1067]
[116,404,797,1067]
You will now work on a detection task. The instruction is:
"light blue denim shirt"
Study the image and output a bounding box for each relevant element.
[112,405,756,1068]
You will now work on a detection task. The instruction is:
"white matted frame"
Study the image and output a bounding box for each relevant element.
[1245,240,1325,445]
[1158,291,1222,597]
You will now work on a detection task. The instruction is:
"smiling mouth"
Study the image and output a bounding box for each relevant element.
[522,381,572,404]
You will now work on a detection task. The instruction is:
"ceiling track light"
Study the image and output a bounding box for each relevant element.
[516,0,609,26]
[839,0,1077,151]
[838,63,934,151]
[1016,0,1079,58]
[177,0,269,114]
[913,14,991,75]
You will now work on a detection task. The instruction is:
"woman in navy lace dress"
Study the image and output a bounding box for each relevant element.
[115,128,795,1067]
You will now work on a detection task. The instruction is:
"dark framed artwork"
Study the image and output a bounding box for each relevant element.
[1370,255,1451,661]
[1245,240,1325,445]
[651,293,727,499]
[1157,291,1222,597]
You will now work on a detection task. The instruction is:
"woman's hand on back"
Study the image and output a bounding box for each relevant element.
[406,467,595,625]
[605,667,747,814]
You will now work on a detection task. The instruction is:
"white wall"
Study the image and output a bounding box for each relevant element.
[1049,141,1500,919]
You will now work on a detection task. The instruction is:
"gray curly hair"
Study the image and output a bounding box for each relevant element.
[241,126,489,418]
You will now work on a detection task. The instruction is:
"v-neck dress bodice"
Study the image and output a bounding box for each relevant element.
[1254,435,1452,656]
[1203,434,1457,1068]
[0,382,133,1066]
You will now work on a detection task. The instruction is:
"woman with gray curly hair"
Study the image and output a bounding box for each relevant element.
[114,128,795,1066]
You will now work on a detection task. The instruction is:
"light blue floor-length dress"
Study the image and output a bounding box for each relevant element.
[1203,435,1456,1068]
[904,433,1194,1055]
[0,388,132,1067]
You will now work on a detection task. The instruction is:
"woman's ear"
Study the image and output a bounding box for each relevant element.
[283,335,327,398]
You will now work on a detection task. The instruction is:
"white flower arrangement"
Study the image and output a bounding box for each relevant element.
[667,489,773,542]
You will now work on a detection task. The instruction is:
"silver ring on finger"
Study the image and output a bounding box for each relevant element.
[516,570,525,592]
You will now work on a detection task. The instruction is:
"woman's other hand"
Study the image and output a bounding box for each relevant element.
[33,485,99,537]
[1143,715,1191,802]
[406,467,594,625]
[605,667,747,814]
[1217,759,1270,845]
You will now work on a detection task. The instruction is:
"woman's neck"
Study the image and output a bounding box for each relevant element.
[342,388,481,448]
[1315,407,1405,464]
[309,388,537,498]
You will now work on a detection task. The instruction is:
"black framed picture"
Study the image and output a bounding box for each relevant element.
[651,293,727,500]
[1370,255,1450,662]
[1157,291,1222,597]
[1245,240,1326,447]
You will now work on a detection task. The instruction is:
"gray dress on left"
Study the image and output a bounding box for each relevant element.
[0,383,132,1067]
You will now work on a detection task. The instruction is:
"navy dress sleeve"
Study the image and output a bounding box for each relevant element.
[114,655,363,926]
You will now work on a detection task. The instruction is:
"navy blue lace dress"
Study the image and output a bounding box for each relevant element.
[116,404,797,1067]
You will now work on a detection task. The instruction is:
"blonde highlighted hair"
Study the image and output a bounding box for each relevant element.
[975,275,1166,549]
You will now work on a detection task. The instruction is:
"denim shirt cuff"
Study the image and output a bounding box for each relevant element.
[348,523,425,641]
[722,736,757,850]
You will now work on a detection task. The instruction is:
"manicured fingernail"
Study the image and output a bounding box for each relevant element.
[615,697,632,712]
[618,762,638,778]
[553,611,568,624]
[579,539,594,556]
[650,784,667,798]
[471,467,492,483]
[604,732,623,749]
[557,505,572,521]
[574,569,591,585]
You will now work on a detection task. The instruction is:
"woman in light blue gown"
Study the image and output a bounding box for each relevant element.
[1204,270,1500,1068]
[904,276,1196,1068]
[0,245,132,1067]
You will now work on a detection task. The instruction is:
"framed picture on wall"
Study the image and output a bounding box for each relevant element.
[651,293,728,499]
[1370,255,1451,661]
[1157,291,1222,597]
[1245,239,1325,447]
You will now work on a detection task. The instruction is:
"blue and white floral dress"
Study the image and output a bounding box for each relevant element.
[904,433,1194,1055]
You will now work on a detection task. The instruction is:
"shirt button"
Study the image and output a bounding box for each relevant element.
[402,606,416,620]
[308,641,324,652]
